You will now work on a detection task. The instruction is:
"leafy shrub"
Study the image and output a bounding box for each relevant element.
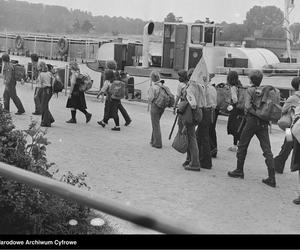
[0,104,113,234]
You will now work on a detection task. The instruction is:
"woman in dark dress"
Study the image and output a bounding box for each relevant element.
[226,71,244,152]
[66,62,92,124]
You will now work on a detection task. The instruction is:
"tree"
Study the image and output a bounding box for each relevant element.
[164,12,176,22]
[218,23,248,41]
[290,23,300,43]
[81,19,94,33]
[72,19,81,33]
[244,5,284,38]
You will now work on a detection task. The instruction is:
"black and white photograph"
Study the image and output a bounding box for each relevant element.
[0,0,300,247]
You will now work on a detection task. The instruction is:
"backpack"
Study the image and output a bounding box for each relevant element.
[252,85,282,122]
[109,80,125,100]
[216,83,232,112]
[12,64,26,82]
[78,73,93,92]
[154,85,175,109]
[52,77,64,94]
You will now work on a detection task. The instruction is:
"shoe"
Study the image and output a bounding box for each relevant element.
[228,146,238,152]
[97,121,106,128]
[201,165,212,170]
[15,111,25,115]
[182,161,190,167]
[293,196,300,205]
[228,169,244,179]
[86,113,92,123]
[41,124,51,127]
[125,120,132,126]
[184,165,201,172]
[262,177,276,188]
[111,127,121,131]
[66,119,76,124]
[32,112,41,115]
[152,145,162,149]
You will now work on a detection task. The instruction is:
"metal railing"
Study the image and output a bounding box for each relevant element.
[0,162,204,234]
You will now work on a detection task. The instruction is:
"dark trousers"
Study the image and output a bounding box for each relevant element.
[119,103,131,123]
[150,103,164,148]
[209,109,219,155]
[291,137,300,172]
[196,108,213,168]
[186,124,200,168]
[34,87,43,114]
[103,99,120,126]
[41,87,54,126]
[274,139,294,173]
[236,114,274,171]
[3,83,25,113]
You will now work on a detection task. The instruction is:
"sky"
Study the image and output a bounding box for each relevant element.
[25,0,300,24]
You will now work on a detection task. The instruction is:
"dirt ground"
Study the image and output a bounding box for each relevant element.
[2,82,300,234]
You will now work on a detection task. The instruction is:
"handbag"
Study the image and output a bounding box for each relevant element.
[292,117,300,144]
[278,112,293,131]
[172,131,188,154]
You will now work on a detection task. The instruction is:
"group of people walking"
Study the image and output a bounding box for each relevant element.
[147,55,300,204]
[1,54,131,131]
[2,52,300,204]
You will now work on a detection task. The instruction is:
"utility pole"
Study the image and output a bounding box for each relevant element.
[284,0,295,62]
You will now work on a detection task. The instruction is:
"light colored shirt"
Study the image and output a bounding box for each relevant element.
[148,81,161,103]
[37,71,53,88]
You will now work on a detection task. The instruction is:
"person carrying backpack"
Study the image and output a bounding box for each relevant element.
[36,61,55,127]
[228,70,277,188]
[181,68,201,171]
[148,70,173,148]
[66,62,92,124]
[274,77,300,174]
[97,69,123,131]
[1,53,25,115]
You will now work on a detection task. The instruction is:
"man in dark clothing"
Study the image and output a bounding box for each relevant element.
[228,70,276,188]
[2,54,25,115]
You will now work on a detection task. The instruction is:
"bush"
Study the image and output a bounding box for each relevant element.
[0,104,113,234]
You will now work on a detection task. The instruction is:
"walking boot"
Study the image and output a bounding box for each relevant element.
[262,168,276,188]
[66,118,77,124]
[228,168,244,179]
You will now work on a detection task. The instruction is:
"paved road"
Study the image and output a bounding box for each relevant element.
[2,82,300,234]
